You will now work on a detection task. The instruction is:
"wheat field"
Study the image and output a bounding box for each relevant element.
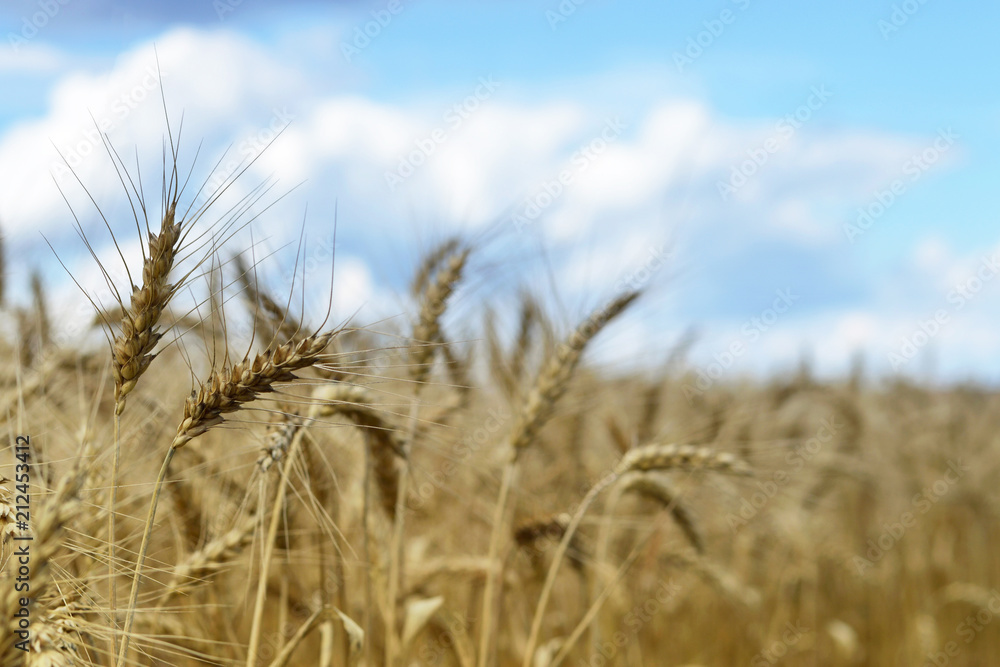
[1,131,999,667]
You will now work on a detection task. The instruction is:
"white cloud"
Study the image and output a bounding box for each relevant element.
[912,236,952,273]
[6,24,986,379]
[0,42,67,72]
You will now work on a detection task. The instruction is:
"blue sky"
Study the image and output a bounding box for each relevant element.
[2,0,999,382]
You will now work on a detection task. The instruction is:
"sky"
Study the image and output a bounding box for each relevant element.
[1,0,999,384]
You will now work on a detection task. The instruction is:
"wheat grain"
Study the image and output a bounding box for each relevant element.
[411,237,461,299]
[172,331,336,449]
[509,291,640,456]
[164,513,257,603]
[112,202,182,414]
[409,248,468,387]
[615,442,750,476]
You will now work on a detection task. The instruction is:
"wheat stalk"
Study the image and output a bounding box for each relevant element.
[477,290,640,667]
[386,245,468,667]
[245,400,322,667]
[521,441,749,666]
[589,471,703,657]
[104,195,187,661]
[117,331,336,667]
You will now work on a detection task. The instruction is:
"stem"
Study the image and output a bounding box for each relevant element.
[278,571,289,653]
[476,459,516,667]
[266,608,327,667]
[334,534,348,666]
[362,432,374,667]
[317,513,341,667]
[590,478,629,659]
[552,514,665,667]
[116,446,176,667]
[246,425,309,666]
[319,620,334,667]
[108,408,121,662]
[521,472,618,667]
[385,399,420,667]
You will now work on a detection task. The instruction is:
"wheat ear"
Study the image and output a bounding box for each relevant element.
[509,291,540,389]
[106,199,184,659]
[614,441,749,476]
[117,331,335,667]
[29,270,51,351]
[478,290,639,667]
[160,513,257,606]
[410,237,460,299]
[173,331,336,448]
[521,442,749,666]
[510,291,640,453]
[111,201,182,412]
[386,246,468,667]
[408,247,468,388]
